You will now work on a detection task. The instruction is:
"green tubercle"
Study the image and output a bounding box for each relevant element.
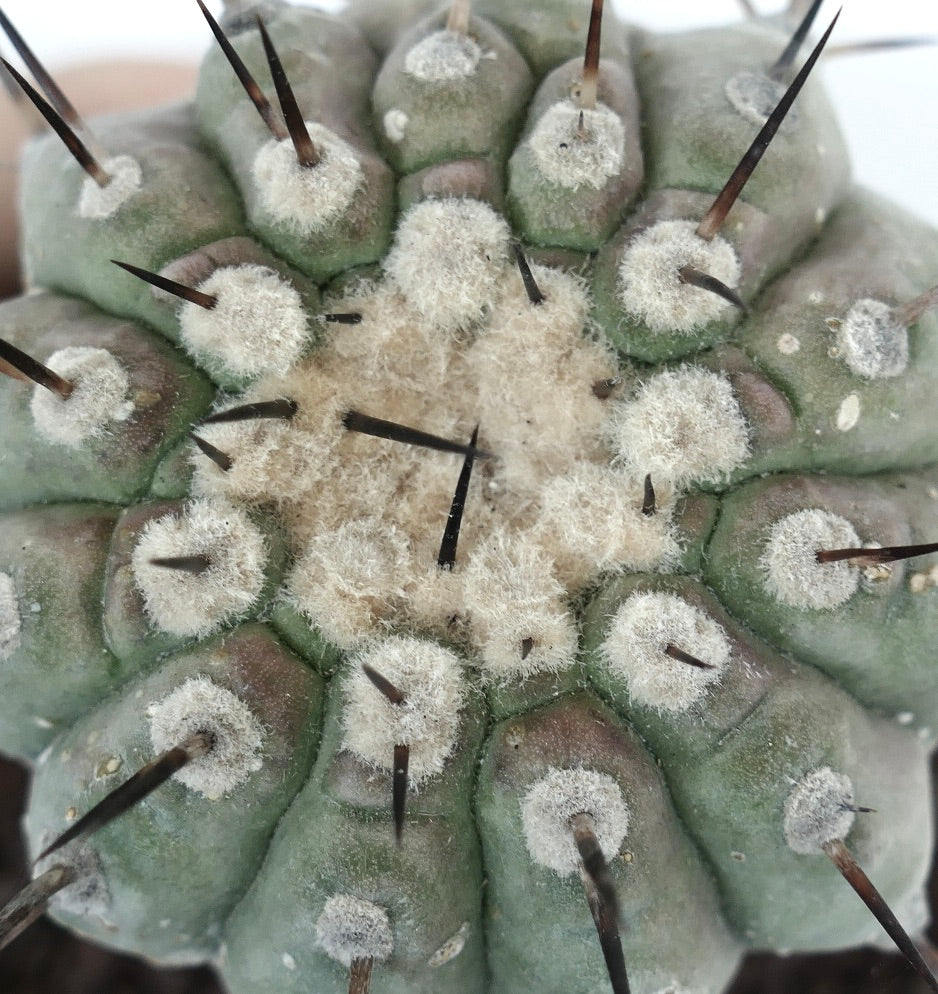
[25,623,323,962]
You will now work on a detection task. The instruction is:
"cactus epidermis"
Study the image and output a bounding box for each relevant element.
[1,2,938,993]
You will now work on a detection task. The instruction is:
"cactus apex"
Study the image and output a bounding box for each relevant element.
[1,1,938,992]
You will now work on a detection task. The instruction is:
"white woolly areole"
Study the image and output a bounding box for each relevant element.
[527,101,625,190]
[30,346,133,447]
[835,298,908,379]
[342,637,465,783]
[532,464,679,588]
[724,71,789,127]
[604,367,749,487]
[36,843,110,919]
[383,198,511,332]
[178,264,309,379]
[189,414,302,503]
[761,509,862,610]
[404,30,483,81]
[131,499,268,638]
[252,123,363,234]
[462,530,578,680]
[316,894,393,967]
[784,767,856,855]
[147,676,266,799]
[0,572,20,660]
[77,154,142,219]
[287,518,412,650]
[617,220,741,334]
[520,767,630,876]
[601,592,730,712]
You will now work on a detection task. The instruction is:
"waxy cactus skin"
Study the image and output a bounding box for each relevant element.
[1,2,938,993]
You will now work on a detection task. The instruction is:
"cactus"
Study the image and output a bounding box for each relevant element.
[0,1,937,993]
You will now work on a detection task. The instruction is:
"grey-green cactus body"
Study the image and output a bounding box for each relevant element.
[1,2,937,993]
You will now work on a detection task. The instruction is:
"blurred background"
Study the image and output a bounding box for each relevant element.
[0,1,936,992]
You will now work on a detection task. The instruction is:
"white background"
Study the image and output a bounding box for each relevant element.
[0,0,935,225]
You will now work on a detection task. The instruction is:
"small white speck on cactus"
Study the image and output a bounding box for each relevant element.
[520,767,630,876]
[315,894,393,967]
[404,30,484,81]
[383,198,511,332]
[77,155,142,220]
[617,220,741,333]
[835,393,861,432]
[131,499,268,638]
[382,108,409,143]
[342,637,465,782]
[251,123,364,234]
[834,298,909,379]
[600,591,730,712]
[146,676,266,799]
[0,573,21,660]
[724,71,791,127]
[761,508,862,610]
[783,766,856,855]
[527,102,625,190]
[604,366,750,487]
[178,264,310,379]
[30,346,133,446]
[428,921,470,967]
